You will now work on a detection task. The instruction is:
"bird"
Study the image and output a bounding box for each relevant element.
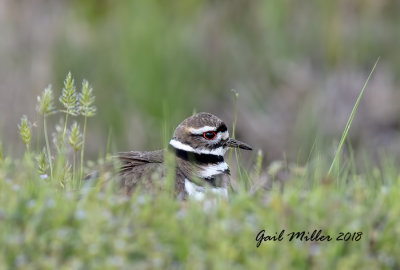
[117,112,252,200]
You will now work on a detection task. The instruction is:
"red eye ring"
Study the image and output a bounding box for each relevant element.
[203,131,216,140]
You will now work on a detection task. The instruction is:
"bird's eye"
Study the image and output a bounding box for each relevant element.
[203,131,216,140]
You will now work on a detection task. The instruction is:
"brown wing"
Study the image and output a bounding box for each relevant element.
[118,150,164,168]
[117,150,165,195]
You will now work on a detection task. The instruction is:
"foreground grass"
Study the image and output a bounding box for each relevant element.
[0,154,399,269]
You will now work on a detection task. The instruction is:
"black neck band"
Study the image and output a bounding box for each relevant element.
[169,144,224,164]
[204,177,217,187]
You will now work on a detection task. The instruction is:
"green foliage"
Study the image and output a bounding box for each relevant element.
[59,162,72,188]
[68,122,82,152]
[38,85,55,180]
[17,72,95,187]
[328,58,379,176]
[37,148,49,176]
[69,122,82,186]
[79,80,96,180]
[18,115,32,151]
[59,72,79,116]
[79,80,96,117]
[0,159,399,269]
[36,85,55,116]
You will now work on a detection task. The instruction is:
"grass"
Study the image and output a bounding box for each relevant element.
[1,157,399,269]
[328,57,380,176]
[1,71,400,269]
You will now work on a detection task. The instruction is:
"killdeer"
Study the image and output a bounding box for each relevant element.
[117,112,252,199]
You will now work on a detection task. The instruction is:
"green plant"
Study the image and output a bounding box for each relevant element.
[328,58,380,176]
[37,148,49,177]
[68,122,82,186]
[59,72,79,147]
[19,72,96,188]
[18,115,32,153]
[36,85,55,180]
[78,80,96,181]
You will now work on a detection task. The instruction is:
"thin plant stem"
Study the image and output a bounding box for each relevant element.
[235,147,242,181]
[228,90,239,164]
[62,113,69,148]
[43,116,53,180]
[328,57,379,176]
[80,116,88,185]
[72,151,76,188]
[55,113,69,186]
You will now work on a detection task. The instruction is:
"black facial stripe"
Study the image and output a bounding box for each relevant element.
[169,145,224,164]
[216,124,228,133]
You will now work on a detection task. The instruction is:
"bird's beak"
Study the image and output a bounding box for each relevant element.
[226,138,253,150]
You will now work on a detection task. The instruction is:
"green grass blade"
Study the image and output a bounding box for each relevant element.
[328,57,380,176]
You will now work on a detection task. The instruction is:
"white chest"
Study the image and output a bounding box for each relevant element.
[184,179,228,200]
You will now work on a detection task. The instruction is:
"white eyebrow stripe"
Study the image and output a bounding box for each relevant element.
[188,126,217,134]
[169,139,227,156]
[199,162,229,178]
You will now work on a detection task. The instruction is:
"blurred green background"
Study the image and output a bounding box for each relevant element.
[1,0,400,163]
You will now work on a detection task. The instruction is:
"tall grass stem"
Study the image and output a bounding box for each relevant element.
[228,90,239,164]
[62,114,69,149]
[80,116,88,184]
[328,57,380,176]
[43,116,53,180]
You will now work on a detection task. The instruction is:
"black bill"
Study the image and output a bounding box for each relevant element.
[226,138,253,150]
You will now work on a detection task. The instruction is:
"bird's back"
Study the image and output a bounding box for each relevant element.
[118,150,165,195]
